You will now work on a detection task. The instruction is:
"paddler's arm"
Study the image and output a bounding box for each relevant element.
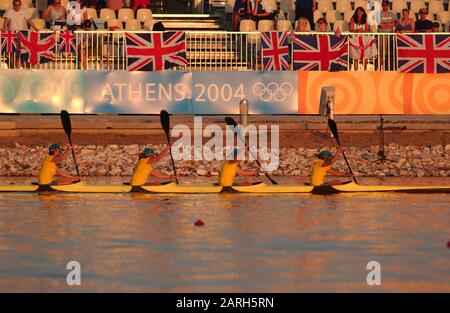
[149,169,173,179]
[328,168,350,177]
[147,146,171,164]
[236,168,259,176]
[322,148,343,167]
[56,168,79,180]
[53,146,74,163]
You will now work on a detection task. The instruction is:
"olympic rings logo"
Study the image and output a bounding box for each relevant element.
[252,82,294,102]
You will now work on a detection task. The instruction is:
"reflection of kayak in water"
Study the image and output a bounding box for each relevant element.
[1,181,449,194]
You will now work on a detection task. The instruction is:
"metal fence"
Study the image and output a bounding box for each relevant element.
[0,31,446,71]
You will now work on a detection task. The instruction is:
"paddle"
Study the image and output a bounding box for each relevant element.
[160,110,179,184]
[225,117,278,185]
[327,118,358,184]
[60,110,80,178]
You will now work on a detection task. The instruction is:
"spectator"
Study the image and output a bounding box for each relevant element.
[415,8,433,32]
[133,0,149,15]
[2,0,39,31]
[315,17,331,32]
[107,0,122,15]
[350,7,369,33]
[295,16,310,32]
[431,22,440,32]
[395,8,415,32]
[43,0,67,30]
[295,0,316,30]
[232,0,251,31]
[378,0,397,33]
[66,0,88,30]
[250,0,274,22]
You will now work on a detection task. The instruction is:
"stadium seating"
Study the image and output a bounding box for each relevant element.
[0,0,11,11]
[410,1,426,14]
[326,10,342,24]
[125,19,142,31]
[314,10,323,22]
[143,19,156,30]
[118,8,134,23]
[107,19,123,30]
[354,0,369,10]
[31,18,46,30]
[437,11,449,24]
[257,19,274,31]
[428,1,445,15]
[26,7,38,19]
[333,20,349,32]
[100,8,116,22]
[86,8,98,19]
[137,9,152,23]
[392,0,408,14]
[225,0,236,14]
[318,0,333,13]
[240,19,256,31]
[277,19,293,31]
[335,0,352,13]
[21,0,32,8]
[265,0,278,11]
[344,10,354,23]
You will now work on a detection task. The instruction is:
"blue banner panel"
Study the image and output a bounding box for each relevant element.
[0,70,85,113]
[84,71,193,114]
[192,71,298,114]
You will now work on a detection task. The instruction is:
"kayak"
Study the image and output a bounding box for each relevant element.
[0,181,449,194]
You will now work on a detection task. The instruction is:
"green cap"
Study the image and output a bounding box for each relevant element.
[142,148,156,156]
[318,150,333,159]
[49,144,62,153]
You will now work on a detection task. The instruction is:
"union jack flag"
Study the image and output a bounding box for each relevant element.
[293,34,348,71]
[58,30,77,53]
[125,31,188,71]
[1,31,19,54]
[20,31,56,65]
[261,31,289,71]
[396,34,450,73]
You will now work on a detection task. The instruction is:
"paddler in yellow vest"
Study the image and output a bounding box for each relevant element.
[38,144,80,185]
[130,147,173,186]
[218,148,258,187]
[310,149,350,186]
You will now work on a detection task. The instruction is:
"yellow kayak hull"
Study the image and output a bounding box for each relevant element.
[0,181,449,194]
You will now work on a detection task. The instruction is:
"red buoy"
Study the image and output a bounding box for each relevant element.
[194,219,204,227]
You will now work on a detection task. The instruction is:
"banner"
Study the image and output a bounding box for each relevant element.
[0,70,85,113]
[192,71,298,114]
[84,71,192,114]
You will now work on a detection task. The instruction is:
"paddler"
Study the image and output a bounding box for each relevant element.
[310,148,351,186]
[38,144,80,185]
[218,148,258,186]
[130,146,174,186]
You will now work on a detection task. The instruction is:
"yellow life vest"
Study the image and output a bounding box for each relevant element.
[218,161,238,187]
[130,157,153,186]
[38,155,57,185]
[310,159,331,186]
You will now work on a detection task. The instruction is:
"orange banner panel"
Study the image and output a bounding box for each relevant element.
[410,73,450,114]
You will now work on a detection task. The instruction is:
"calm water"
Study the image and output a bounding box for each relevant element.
[0,177,449,292]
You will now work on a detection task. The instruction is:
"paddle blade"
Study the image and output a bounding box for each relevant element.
[60,110,72,137]
[160,110,170,135]
[225,117,238,127]
[328,118,340,145]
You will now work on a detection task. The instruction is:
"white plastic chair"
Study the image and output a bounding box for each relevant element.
[410,1,426,14]
[314,9,323,22]
[0,0,11,11]
[26,7,38,19]
[333,20,349,32]
[125,19,142,31]
[318,0,333,13]
[32,18,46,30]
[428,1,445,15]
[335,0,352,13]
[100,8,116,21]
[437,11,449,24]
[239,19,257,31]
[107,19,123,30]
[258,19,274,31]
[118,8,134,23]
[354,0,369,10]
[344,10,354,23]
[225,0,236,13]
[277,19,293,31]
[326,10,342,24]
[143,19,155,30]
[136,9,152,23]
[392,0,408,14]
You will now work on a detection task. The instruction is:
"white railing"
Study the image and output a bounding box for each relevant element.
[1,31,448,71]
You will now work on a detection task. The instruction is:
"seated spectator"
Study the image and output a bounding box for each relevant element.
[395,8,415,32]
[43,0,67,30]
[296,17,310,32]
[378,0,397,33]
[415,8,433,32]
[2,0,39,31]
[233,0,251,31]
[133,0,149,15]
[350,7,369,33]
[315,17,331,32]
[66,0,88,30]
[250,0,274,22]
[431,22,440,32]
